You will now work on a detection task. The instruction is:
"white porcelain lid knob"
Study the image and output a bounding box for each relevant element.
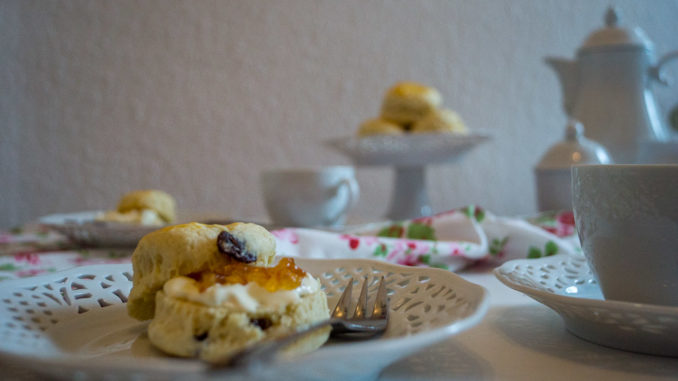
[536,120,612,170]
[604,7,619,28]
[565,120,584,141]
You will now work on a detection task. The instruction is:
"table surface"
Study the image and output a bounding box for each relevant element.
[2,223,678,380]
[380,268,678,381]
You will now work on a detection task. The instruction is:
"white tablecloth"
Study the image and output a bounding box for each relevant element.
[380,268,678,381]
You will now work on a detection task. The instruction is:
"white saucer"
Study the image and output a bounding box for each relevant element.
[494,254,678,357]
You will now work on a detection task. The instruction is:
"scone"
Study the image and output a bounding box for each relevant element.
[127,222,330,362]
[149,260,330,362]
[380,81,442,126]
[357,118,405,137]
[116,189,176,223]
[96,209,165,226]
[128,222,276,320]
[411,108,469,135]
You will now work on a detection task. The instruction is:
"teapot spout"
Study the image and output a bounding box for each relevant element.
[545,57,578,116]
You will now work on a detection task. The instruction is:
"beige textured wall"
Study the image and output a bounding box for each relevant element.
[2,0,678,229]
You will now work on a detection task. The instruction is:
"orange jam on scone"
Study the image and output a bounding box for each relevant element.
[189,258,307,292]
[159,229,321,313]
[162,257,320,312]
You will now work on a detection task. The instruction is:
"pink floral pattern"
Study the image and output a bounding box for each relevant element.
[0,208,581,280]
[274,207,580,271]
[13,252,41,265]
[272,228,300,244]
[530,210,576,238]
[0,227,132,281]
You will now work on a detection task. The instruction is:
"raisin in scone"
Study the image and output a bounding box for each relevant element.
[127,222,330,362]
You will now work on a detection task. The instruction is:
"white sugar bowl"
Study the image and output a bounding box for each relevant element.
[535,120,611,211]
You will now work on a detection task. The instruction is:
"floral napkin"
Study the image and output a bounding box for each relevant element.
[0,207,579,280]
[274,206,580,272]
[0,229,131,281]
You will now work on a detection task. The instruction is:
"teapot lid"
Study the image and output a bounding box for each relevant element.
[579,7,653,53]
[536,120,612,170]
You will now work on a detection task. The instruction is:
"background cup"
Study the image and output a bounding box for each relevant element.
[261,166,360,227]
[572,164,678,306]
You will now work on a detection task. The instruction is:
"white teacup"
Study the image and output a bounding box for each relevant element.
[572,164,678,306]
[261,166,360,227]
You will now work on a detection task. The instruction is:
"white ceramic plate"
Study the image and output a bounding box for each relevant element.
[326,133,489,166]
[39,211,163,248]
[38,211,377,247]
[0,258,488,381]
[494,254,678,357]
[38,211,263,248]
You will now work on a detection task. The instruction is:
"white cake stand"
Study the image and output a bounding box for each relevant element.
[327,133,489,220]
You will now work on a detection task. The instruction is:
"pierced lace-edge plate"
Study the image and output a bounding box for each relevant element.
[0,258,488,381]
[326,133,490,166]
[39,211,234,248]
[494,254,678,357]
[39,211,160,247]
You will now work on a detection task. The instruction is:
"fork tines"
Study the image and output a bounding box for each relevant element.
[333,276,388,320]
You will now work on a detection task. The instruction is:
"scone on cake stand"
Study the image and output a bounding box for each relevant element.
[327,82,489,220]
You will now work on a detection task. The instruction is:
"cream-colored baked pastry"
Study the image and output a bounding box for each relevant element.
[357,118,405,137]
[148,266,330,362]
[127,222,330,362]
[380,81,442,126]
[96,209,165,226]
[116,189,176,223]
[128,222,276,320]
[411,108,469,135]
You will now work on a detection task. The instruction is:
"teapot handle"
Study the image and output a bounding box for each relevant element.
[650,50,678,86]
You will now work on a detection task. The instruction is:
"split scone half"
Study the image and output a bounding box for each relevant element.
[127,222,330,362]
[96,189,177,226]
[116,189,177,224]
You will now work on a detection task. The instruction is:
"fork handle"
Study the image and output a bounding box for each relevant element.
[210,318,387,370]
[210,319,334,370]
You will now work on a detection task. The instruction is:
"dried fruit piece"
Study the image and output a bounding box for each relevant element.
[217,231,257,263]
[250,318,272,330]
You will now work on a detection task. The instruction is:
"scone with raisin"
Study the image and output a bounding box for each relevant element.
[127,222,330,362]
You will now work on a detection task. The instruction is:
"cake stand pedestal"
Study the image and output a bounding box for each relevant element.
[327,133,489,220]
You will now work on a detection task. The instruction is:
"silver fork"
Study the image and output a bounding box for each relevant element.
[211,276,389,369]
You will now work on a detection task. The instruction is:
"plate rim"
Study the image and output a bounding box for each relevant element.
[326,131,492,144]
[325,132,492,155]
[0,258,490,376]
[493,253,678,314]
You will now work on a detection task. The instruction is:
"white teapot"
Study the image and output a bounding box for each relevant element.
[546,7,678,163]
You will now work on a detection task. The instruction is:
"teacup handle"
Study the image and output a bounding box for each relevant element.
[325,178,360,226]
